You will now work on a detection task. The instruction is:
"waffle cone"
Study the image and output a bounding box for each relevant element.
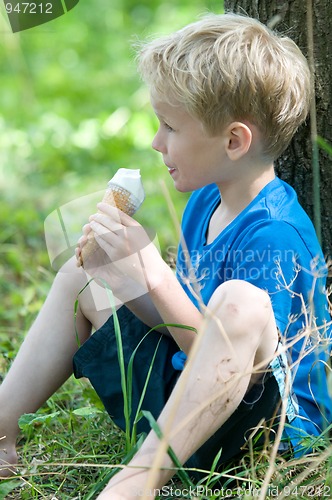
[78,186,136,267]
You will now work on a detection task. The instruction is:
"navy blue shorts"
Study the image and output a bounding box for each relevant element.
[73,306,281,472]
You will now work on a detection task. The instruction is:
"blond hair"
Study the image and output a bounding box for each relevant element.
[137,13,311,160]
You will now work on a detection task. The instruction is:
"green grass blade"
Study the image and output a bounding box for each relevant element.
[130,335,163,446]
[317,136,332,156]
[76,278,131,451]
[141,410,195,488]
[74,278,97,347]
[102,284,131,452]
[83,434,146,499]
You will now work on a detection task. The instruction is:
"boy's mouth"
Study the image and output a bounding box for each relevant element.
[167,166,176,176]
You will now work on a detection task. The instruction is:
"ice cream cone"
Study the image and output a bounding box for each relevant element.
[77,169,145,267]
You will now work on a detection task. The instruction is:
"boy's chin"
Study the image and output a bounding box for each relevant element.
[174,184,191,193]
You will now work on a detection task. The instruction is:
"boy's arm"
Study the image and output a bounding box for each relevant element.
[82,205,203,354]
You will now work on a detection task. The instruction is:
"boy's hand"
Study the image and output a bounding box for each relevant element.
[76,203,166,297]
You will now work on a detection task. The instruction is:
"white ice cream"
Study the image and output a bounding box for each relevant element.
[107,168,145,209]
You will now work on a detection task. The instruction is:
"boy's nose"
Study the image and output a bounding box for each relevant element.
[152,130,166,154]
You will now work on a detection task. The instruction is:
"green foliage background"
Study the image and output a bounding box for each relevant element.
[0,3,331,497]
[0,0,222,364]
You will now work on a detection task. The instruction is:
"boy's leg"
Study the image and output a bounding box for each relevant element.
[98,280,279,499]
[0,257,113,476]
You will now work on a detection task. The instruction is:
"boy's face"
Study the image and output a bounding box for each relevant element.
[150,94,230,193]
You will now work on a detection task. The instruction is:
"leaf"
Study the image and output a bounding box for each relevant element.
[18,411,60,431]
[72,406,102,417]
[0,480,20,499]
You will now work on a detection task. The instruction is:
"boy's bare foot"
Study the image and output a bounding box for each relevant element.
[0,442,18,478]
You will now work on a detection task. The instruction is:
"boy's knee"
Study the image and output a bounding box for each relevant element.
[57,257,113,327]
[54,257,94,316]
[207,279,273,330]
[55,256,87,292]
[204,281,278,370]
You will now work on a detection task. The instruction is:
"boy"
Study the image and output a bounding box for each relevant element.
[1,13,331,499]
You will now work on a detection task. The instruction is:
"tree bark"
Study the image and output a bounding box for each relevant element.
[224,0,332,277]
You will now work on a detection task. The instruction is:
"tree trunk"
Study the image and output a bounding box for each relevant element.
[224,0,332,280]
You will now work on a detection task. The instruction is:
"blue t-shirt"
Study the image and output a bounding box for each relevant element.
[175,177,331,446]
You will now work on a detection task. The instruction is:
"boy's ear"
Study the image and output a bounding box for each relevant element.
[225,122,252,160]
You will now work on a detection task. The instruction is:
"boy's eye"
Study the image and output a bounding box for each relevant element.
[163,122,174,132]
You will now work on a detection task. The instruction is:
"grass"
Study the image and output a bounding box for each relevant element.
[0,381,331,498]
[1,280,331,498]
[1,382,127,499]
